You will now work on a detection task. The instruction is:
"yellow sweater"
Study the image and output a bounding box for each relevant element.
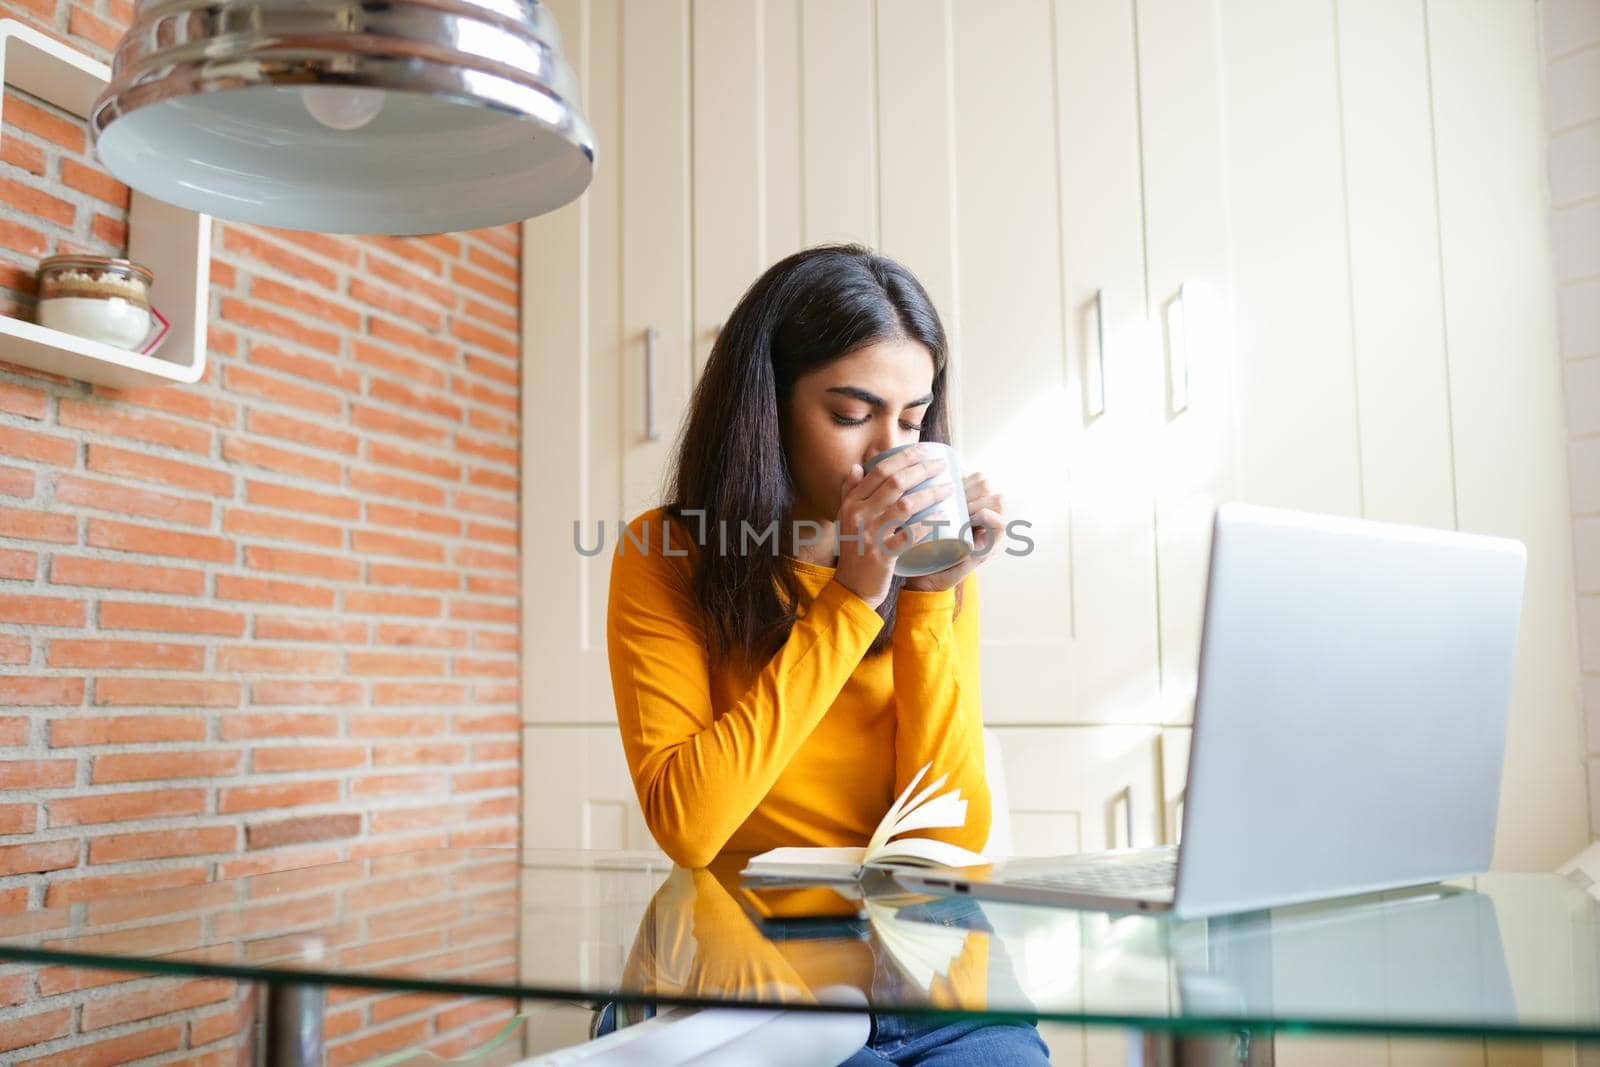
[620,859,993,1011]
[606,507,991,868]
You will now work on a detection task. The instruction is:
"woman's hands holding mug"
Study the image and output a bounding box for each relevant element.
[833,444,955,611]
[900,469,1007,593]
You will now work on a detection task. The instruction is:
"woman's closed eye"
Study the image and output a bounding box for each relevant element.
[831,412,923,432]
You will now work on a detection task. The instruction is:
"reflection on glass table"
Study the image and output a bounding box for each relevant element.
[0,849,1596,1065]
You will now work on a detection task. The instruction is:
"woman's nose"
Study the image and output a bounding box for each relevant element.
[865,434,910,466]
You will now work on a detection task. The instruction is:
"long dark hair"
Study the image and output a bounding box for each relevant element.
[661,243,965,670]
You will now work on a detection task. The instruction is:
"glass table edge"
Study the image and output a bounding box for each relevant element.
[0,943,1594,1045]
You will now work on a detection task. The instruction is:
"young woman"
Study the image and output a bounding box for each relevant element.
[605,244,1046,1064]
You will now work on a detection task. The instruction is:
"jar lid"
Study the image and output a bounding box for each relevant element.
[37,254,154,287]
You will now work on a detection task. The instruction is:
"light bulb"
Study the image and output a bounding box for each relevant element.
[300,86,385,131]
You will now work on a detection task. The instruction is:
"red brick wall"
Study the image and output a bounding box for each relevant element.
[0,851,522,1066]
[0,0,522,1061]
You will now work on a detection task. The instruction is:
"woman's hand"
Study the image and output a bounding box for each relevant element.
[901,469,1006,593]
[833,444,955,611]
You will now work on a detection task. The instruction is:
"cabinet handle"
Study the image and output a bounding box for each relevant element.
[1108,784,1135,848]
[1166,284,1191,416]
[1123,786,1135,847]
[645,327,660,441]
[1087,289,1107,418]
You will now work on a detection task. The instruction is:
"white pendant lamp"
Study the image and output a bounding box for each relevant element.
[91,0,597,235]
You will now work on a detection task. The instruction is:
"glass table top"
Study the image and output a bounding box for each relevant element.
[0,847,1597,1041]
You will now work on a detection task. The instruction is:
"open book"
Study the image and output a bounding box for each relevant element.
[741,762,987,883]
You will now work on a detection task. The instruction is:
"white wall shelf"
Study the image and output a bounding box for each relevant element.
[0,18,210,388]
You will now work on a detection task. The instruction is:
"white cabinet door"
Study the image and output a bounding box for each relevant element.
[1333,0,1455,532]
[1051,0,1163,729]
[522,0,691,846]
[988,725,1164,856]
[522,0,693,733]
[522,0,623,731]
[800,0,879,247]
[1426,0,1588,872]
[691,0,763,381]
[1216,0,1363,518]
[521,725,654,851]
[762,0,804,264]
[619,0,694,525]
[1136,0,1242,726]
[877,0,960,393]
[948,0,1071,730]
[951,0,1162,733]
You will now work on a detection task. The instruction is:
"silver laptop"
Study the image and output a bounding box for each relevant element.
[894,501,1528,919]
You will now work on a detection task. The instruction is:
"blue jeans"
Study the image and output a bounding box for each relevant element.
[836,1011,1050,1065]
[835,893,1049,1065]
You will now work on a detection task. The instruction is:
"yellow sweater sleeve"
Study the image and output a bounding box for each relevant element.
[606,515,886,868]
[619,866,816,1005]
[926,926,992,1011]
[890,572,992,852]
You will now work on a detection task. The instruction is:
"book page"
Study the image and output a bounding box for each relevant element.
[862,761,984,867]
[868,835,986,869]
[866,763,937,857]
[887,792,967,838]
[742,760,986,881]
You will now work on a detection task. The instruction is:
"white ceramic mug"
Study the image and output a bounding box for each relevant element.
[861,442,974,577]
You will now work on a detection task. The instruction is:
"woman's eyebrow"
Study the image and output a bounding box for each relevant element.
[826,386,933,410]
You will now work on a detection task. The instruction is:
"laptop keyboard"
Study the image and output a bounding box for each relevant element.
[1008,855,1177,894]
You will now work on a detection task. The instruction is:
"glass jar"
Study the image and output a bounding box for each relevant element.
[36,255,155,350]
